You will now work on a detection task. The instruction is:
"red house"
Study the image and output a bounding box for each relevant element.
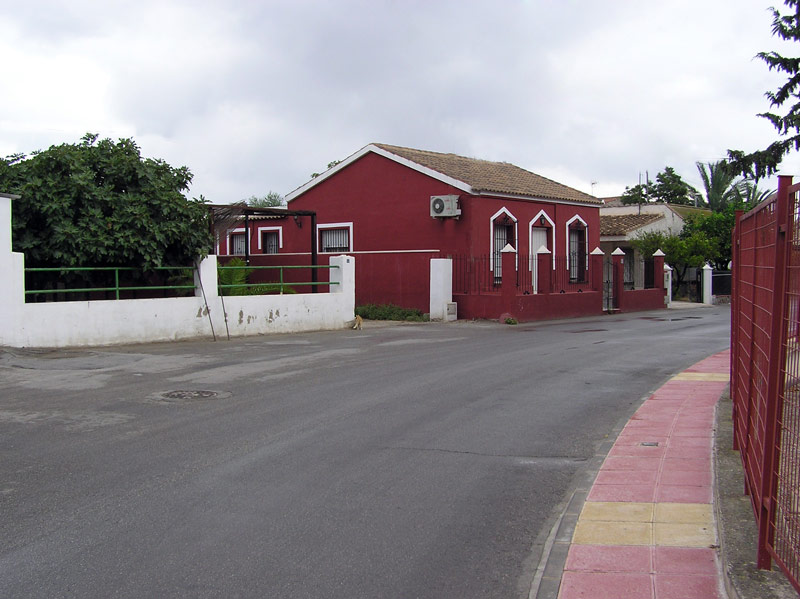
[217,143,617,321]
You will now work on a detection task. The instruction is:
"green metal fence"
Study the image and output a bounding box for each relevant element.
[23,263,341,301]
[24,266,196,301]
[217,264,340,295]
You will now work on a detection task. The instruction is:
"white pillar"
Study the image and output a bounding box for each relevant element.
[0,194,13,254]
[664,264,673,306]
[330,254,356,323]
[329,255,355,295]
[0,194,25,347]
[430,258,454,321]
[195,254,219,298]
[702,263,713,305]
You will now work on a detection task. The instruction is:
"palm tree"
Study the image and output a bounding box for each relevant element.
[696,161,746,212]
[735,179,775,206]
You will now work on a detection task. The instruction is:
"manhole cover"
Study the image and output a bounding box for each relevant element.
[163,390,218,400]
[147,390,231,403]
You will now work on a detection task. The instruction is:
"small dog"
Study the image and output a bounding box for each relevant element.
[352,315,363,330]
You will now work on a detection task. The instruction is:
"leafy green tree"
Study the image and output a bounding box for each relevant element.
[630,231,668,259]
[620,182,653,206]
[671,231,716,290]
[653,166,700,205]
[632,230,715,295]
[696,161,745,212]
[682,207,740,270]
[727,0,800,178]
[0,134,212,268]
[621,167,699,206]
[246,191,284,207]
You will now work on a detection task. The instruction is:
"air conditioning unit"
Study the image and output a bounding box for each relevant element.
[430,195,461,218]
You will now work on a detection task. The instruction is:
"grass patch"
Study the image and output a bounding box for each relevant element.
[355,303,429,322]
[250,283,297,295]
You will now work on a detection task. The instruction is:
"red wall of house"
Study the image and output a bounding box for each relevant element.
[285,152,600,259]
[284,153,466,254]
[219,151,601,313]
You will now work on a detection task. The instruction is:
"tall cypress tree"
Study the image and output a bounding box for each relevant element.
[728,0,800,178]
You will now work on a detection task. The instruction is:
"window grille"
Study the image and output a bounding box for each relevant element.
[493,222,514,284]
[320,228,350,252]
[569,227,586,282]
[230,233,246,256]
[261,231,279,254]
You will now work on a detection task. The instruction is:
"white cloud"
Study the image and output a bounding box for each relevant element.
[1,0,799,201]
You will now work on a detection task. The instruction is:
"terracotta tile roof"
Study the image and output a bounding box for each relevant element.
[600,213,664,236]
[373,143,600,205]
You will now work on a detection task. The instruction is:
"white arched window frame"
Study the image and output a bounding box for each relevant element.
[528,210,555,271]
[565,215,588,272]
[489,207,518,270]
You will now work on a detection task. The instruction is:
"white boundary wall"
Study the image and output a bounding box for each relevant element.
[0,196,355,348]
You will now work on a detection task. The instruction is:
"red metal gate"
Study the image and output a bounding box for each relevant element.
[731,175,800,590]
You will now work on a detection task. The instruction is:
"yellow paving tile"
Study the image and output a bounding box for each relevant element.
[654,503,713,524]
[580,502,654,522]
[654,522,716,547]
[573,520,652,545]
[671,372,729,381]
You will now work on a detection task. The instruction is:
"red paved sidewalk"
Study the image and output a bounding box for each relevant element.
[557,350,730,599]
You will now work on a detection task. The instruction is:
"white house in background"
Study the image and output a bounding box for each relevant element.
[599,199,710,289]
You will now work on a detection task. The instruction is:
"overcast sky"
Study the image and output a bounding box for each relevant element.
[1,0,797,202]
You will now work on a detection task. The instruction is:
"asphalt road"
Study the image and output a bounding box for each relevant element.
[0,306,730,598]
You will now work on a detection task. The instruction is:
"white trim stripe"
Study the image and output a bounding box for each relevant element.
[246,249,440,257]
